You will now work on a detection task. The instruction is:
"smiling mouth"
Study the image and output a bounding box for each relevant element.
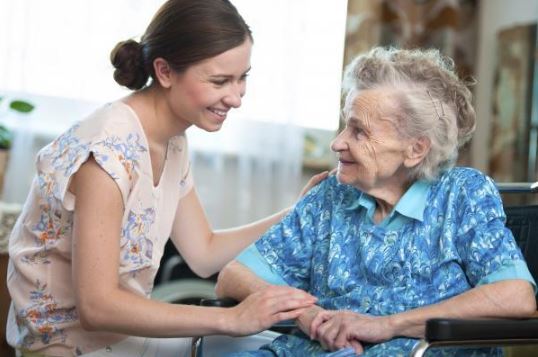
[208,108,228,119]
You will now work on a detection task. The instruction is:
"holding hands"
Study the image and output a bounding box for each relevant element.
[301,309,396,355]
[227,286,317,336]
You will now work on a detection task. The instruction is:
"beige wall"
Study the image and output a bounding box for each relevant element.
[473,0,538,173]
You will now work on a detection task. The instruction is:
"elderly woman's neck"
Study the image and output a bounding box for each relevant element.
[369,182,411,224]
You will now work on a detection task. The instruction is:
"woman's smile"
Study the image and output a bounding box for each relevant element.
[207,107,229,122]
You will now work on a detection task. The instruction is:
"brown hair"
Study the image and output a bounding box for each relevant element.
[111,0,252,90]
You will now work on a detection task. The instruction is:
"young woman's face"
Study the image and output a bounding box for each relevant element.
[167,39,252,132]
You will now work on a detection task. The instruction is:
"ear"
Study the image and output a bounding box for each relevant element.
[153,57,173,88]
[404,136,431,168]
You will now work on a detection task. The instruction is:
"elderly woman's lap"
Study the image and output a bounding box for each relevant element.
[224,334,503,357]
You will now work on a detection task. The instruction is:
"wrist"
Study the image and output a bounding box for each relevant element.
[215,307,235,335]
[386,313,402,338]
[296,305,322,327]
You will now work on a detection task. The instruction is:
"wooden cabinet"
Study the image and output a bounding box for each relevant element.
[0,254,14,357]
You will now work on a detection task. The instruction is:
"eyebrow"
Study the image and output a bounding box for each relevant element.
[209,67,251,79]
[347,116,362,127]
[347,115,373,133]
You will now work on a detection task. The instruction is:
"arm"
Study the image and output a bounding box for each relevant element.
[171,171,329,277]
[311,279,535,352]
[215,260,271,301]
[216,260,323,336]
[72,157,315,337]
[313,172,537,352]
[388,279,536,338]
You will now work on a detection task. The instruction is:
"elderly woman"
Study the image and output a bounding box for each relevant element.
[215,47,537,356]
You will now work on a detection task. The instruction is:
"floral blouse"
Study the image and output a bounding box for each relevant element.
[232,168,535,357]
[6,101,193,356]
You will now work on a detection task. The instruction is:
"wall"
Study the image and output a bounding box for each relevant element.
[473,0,538,174]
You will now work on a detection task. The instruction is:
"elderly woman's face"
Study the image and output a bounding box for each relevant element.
[331,90,413,192]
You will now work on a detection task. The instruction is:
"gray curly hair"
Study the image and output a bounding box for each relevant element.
[342,47,476,181]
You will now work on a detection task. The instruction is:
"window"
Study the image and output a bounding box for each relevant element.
[0,0,347,130]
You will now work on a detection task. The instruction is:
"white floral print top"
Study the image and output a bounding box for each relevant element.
[6,101,193,356]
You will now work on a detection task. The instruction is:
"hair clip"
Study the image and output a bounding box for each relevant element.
[427,90,445,119]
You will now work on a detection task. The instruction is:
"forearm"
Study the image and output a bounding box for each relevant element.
[79,287,232,337]
[390,280,536,339]
[215,260,271,301]
[211,207,289,250]
[195,207,290,277]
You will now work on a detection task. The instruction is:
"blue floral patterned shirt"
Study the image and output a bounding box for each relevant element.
[232,167,535,357]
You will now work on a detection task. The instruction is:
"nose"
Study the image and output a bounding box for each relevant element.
[223,81,245,108]
[330,131,347,153]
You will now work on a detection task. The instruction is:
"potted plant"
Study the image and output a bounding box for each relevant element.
[0,97,35,192]
[0,97,33,357]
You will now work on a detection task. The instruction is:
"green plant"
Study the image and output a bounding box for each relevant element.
[0,97,35,150]
[9,100,34,113]
[0,125,12,150]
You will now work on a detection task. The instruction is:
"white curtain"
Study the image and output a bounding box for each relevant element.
[0,0,347,227]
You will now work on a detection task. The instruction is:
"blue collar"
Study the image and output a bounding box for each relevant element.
[345,180,431,224]
[393,180,431,222]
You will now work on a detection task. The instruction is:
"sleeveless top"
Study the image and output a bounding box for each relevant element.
[7,101,193,355]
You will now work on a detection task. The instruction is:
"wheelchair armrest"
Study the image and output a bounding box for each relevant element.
[199,297,297,334]
[200,297,239,307]
[425,317,538,342]
[411,317,538,357]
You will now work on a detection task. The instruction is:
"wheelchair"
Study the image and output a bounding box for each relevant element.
[410,182,538,357]
[185,181,538,357]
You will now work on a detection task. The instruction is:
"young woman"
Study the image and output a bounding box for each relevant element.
[6,1,320,356]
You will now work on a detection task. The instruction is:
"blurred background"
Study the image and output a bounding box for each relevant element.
[0,0,537,354]
[1,0,537,224]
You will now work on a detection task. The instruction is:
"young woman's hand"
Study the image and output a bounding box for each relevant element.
[298,169,334,199]
[225,285,317,336]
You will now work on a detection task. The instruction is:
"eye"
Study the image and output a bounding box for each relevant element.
[239,73,249,82]
[211,79,228,86]
[353,127,363,137]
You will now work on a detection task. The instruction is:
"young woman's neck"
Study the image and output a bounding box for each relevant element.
[126,85,189,147]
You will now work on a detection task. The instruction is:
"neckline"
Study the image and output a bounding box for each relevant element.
[116,101,170,190]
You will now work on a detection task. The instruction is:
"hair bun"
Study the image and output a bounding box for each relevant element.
[110,39,149,90]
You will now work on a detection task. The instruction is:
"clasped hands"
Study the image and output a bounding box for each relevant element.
[296,305,396,355]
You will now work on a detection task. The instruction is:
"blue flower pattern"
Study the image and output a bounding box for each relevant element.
[15,119,154,350]
[121,207,156,275]
[231,168,526,356]
[15,280,78,349]
[94,133,147,181]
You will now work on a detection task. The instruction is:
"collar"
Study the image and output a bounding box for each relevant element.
[344,180,431,223]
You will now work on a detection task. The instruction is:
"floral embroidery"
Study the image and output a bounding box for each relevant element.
[31,201,71,246]
[95,133,146,181]
[21,251,51,265]
[48,124,90,178]
[7,103,191,354]
[16,280,77,347]
[121,207,155,270]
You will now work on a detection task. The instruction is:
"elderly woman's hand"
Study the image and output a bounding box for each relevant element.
[311,310,395,353]
[226,285,317,336]
[295,305,327,338]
